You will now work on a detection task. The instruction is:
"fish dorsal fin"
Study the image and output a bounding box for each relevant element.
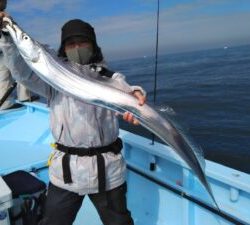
[41,44,58,57]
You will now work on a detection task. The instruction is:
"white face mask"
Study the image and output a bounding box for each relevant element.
[65,46,93,65]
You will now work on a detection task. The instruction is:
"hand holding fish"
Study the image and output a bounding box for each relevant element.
[0,11,8,19]
[123,90,146,125]
[133,90,146,106]
[0,11,10,33]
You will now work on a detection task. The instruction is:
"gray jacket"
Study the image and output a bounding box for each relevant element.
[0,34,145,194]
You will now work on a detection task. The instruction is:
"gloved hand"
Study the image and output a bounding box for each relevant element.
[0,11,9,33]
[122,90,146,125]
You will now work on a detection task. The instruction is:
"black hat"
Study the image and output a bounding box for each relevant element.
[58,19,98,57]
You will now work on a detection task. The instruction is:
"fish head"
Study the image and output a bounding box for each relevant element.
[3,17,40,63]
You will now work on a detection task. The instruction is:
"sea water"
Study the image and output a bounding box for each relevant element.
[110,44,250,173]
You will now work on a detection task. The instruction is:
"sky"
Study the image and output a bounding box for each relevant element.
[5,0,250,60]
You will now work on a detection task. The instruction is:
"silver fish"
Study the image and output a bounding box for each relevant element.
[3,17,218,209]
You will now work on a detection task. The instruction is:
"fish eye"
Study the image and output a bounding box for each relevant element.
[22,33,29,40]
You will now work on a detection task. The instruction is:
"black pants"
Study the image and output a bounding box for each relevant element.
[39,182,134,225]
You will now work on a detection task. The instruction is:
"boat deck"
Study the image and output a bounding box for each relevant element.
[0,102,250,225]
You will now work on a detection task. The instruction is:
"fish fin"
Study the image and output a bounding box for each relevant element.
[158,107,206,170]
[42,44,58,56]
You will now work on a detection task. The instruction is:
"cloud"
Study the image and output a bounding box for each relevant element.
[8,0,83,13]
[7,0,86,48]
[96,1,250,58]
[115,1,250,56]
[157,1,250,53]
[6,0,250,60]
[19,17,63,48]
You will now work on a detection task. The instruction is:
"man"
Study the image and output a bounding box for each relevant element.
[0,14,146,225]
[0,0,35,110]
[0,50,34,110]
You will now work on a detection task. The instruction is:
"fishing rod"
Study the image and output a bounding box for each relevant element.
[148,0,242,225]
[151,0,160,145]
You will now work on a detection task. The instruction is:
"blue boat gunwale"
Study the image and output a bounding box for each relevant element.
[1,102,250,194]
[121,128,250,192]
[1,102,250,225]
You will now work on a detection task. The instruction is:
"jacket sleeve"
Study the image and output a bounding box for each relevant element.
[0,34,52,99]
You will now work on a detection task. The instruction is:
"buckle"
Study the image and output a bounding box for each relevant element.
[50,143,58,149]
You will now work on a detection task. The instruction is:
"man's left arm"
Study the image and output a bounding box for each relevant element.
[112,71,146,125]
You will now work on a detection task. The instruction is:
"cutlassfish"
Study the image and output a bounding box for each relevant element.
[2,17,218,209]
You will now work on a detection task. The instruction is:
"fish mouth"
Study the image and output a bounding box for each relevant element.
[2,17,14,28]
[2,17,21,43]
